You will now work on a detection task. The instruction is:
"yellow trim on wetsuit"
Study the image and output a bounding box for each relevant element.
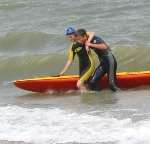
[68,43,75,61]
[67,43,95,83]
[80,50,95,83]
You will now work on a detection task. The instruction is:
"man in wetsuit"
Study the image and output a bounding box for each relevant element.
[76,29,118,91]
[59,27,95,92]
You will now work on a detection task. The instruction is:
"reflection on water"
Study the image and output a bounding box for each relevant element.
[15,89,119,111]
[80,90,118,106]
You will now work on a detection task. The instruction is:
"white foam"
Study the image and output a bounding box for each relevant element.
[0,106,150,144]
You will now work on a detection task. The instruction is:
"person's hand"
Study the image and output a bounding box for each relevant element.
[85,42,92,52]
[86,46,90,52]
[58,73,63,77]
[52,74,61,77]
[59,73,65,76]
[85,41,92,47]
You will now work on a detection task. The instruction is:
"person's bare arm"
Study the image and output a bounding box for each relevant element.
[86,41,107,50]
[86,32,95,52]
[59,60,73,75]
[87,32,95,43]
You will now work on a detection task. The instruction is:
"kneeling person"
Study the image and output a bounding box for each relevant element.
[76,29,119,91]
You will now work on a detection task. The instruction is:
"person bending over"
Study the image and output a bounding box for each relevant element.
[76,28,119,91]
[59,27,95,92]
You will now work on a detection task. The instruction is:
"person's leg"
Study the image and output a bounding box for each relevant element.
[78,63,95,92]
[107,53,119,92]
[113,55,118,86]
[89,64,106,91]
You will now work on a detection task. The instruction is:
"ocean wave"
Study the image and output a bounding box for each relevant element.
[0,105,150,144]
[0,45,150,81]
[0,32,66,54]
[0,1,27,11]
[0,53,78,81]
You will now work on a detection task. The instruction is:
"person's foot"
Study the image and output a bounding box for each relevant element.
[110,85,121,92]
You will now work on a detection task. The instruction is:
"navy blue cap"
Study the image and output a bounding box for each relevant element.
[65,27,76,35]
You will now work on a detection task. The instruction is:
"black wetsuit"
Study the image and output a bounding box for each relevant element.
[68,42,94,82]
[89,36,118,91]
